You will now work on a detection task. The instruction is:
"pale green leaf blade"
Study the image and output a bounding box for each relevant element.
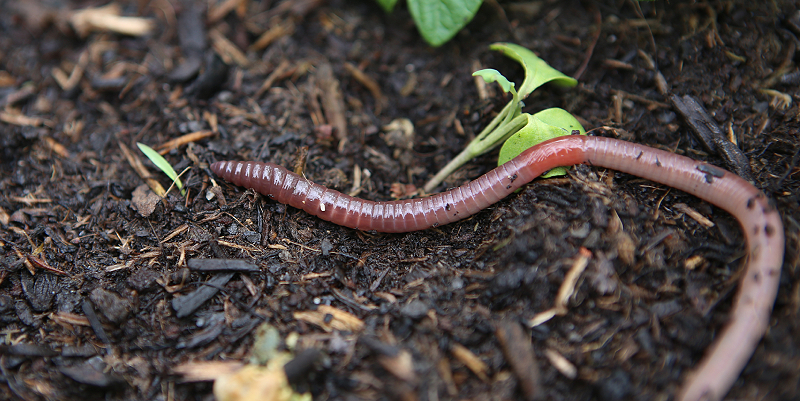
[473,69,515,94]
[490,42,578,99]
[497,108,585,177]
[408,0,482,47]
[375,0,397,13]
[137,142,185,194]
[534,107,585,135]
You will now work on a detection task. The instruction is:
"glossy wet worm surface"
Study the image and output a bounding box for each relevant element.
[212,135,784,401]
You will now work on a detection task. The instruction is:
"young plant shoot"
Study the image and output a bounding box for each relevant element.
[423,43,582,193]
[137,142,186,196]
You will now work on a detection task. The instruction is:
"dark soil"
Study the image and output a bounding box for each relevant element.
[1,1,799,400]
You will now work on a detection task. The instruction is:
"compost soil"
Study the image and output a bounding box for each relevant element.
[1,1,799,400]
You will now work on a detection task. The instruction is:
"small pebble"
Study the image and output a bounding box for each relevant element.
[656,110,676,124]
[399,299,429,320]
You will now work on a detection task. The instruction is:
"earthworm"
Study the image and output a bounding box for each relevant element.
[211,135,784,401]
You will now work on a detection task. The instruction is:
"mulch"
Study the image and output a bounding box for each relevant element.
[1,1,798,400]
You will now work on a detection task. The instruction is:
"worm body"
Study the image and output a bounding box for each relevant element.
[211,135,784,401]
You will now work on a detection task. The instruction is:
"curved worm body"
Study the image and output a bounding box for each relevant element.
[212,135,784,401]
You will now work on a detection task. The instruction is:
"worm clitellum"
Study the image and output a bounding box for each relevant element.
[211,135,784,401]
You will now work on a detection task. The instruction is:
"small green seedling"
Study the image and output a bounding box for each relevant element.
[496,107,585,178]
[376,0,482,47]
[423,43,583,192]
[137,142,185,195]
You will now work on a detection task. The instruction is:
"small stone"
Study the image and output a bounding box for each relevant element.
[399,299,429,320]
[242,230,260,244]
[130,185,160,217]
[320,238,333,256]
[656,110,676,124]
[127,268,159,291]
[90,288,132,323]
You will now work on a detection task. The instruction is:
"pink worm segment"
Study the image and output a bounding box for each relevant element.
[211,135,784,401]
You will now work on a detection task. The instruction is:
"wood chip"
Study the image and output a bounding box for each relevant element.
[255,59,291,98]
[293,146,309,176]
[0,110,52,127]
[528,248,592,327]
[161,224,189,243]
[82,299,111,344]
[437,356,458,396]
[209,29,249,67]
[378,349,417,383]
[1,83,37,106]
[173,361,245,382]
[0,71,16,87]
[0,206,9,226]
[673,202,715,228]
[70,3,153,38]
[187,259,260,272]
[50,311,91,327]
[293,305,364,333]
[8,195,52,205]
[544,348,577,379]
[316,62,348,147]
[450,343,489,382]
[344,62,386,115]
[207,0,244,24]
[496,319,542,401]
[43,136,71,158]
[250,19,295,51]
[684,254,707,271]
[119,141,166,196]
[155,131,215,155]
[171,272,235,318]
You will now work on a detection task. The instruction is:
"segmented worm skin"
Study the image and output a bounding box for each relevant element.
[211,135,784,401]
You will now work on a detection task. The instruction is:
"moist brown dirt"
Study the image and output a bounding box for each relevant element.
[1,1,799,400]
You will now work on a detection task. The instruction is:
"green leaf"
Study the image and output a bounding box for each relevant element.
[408,0,482,47]
[473,69,516,95]
[137,142,185,195]
[497,108,585,177]
[490,42,578,99]
[375,0,397,13]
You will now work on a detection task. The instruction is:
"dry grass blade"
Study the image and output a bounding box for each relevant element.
[155,131,215,155]
[119,142,166,196]
[529,247,592,327]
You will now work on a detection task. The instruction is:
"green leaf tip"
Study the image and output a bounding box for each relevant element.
[490,42,578,99]
[497,108,585,178]
[473,69,516,94]
[408,0,482,47]
[375,0,398,13]
[137,142,185,195]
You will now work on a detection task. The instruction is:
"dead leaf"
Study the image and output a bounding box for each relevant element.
[131,184,160,217]
[214,365,304,401]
